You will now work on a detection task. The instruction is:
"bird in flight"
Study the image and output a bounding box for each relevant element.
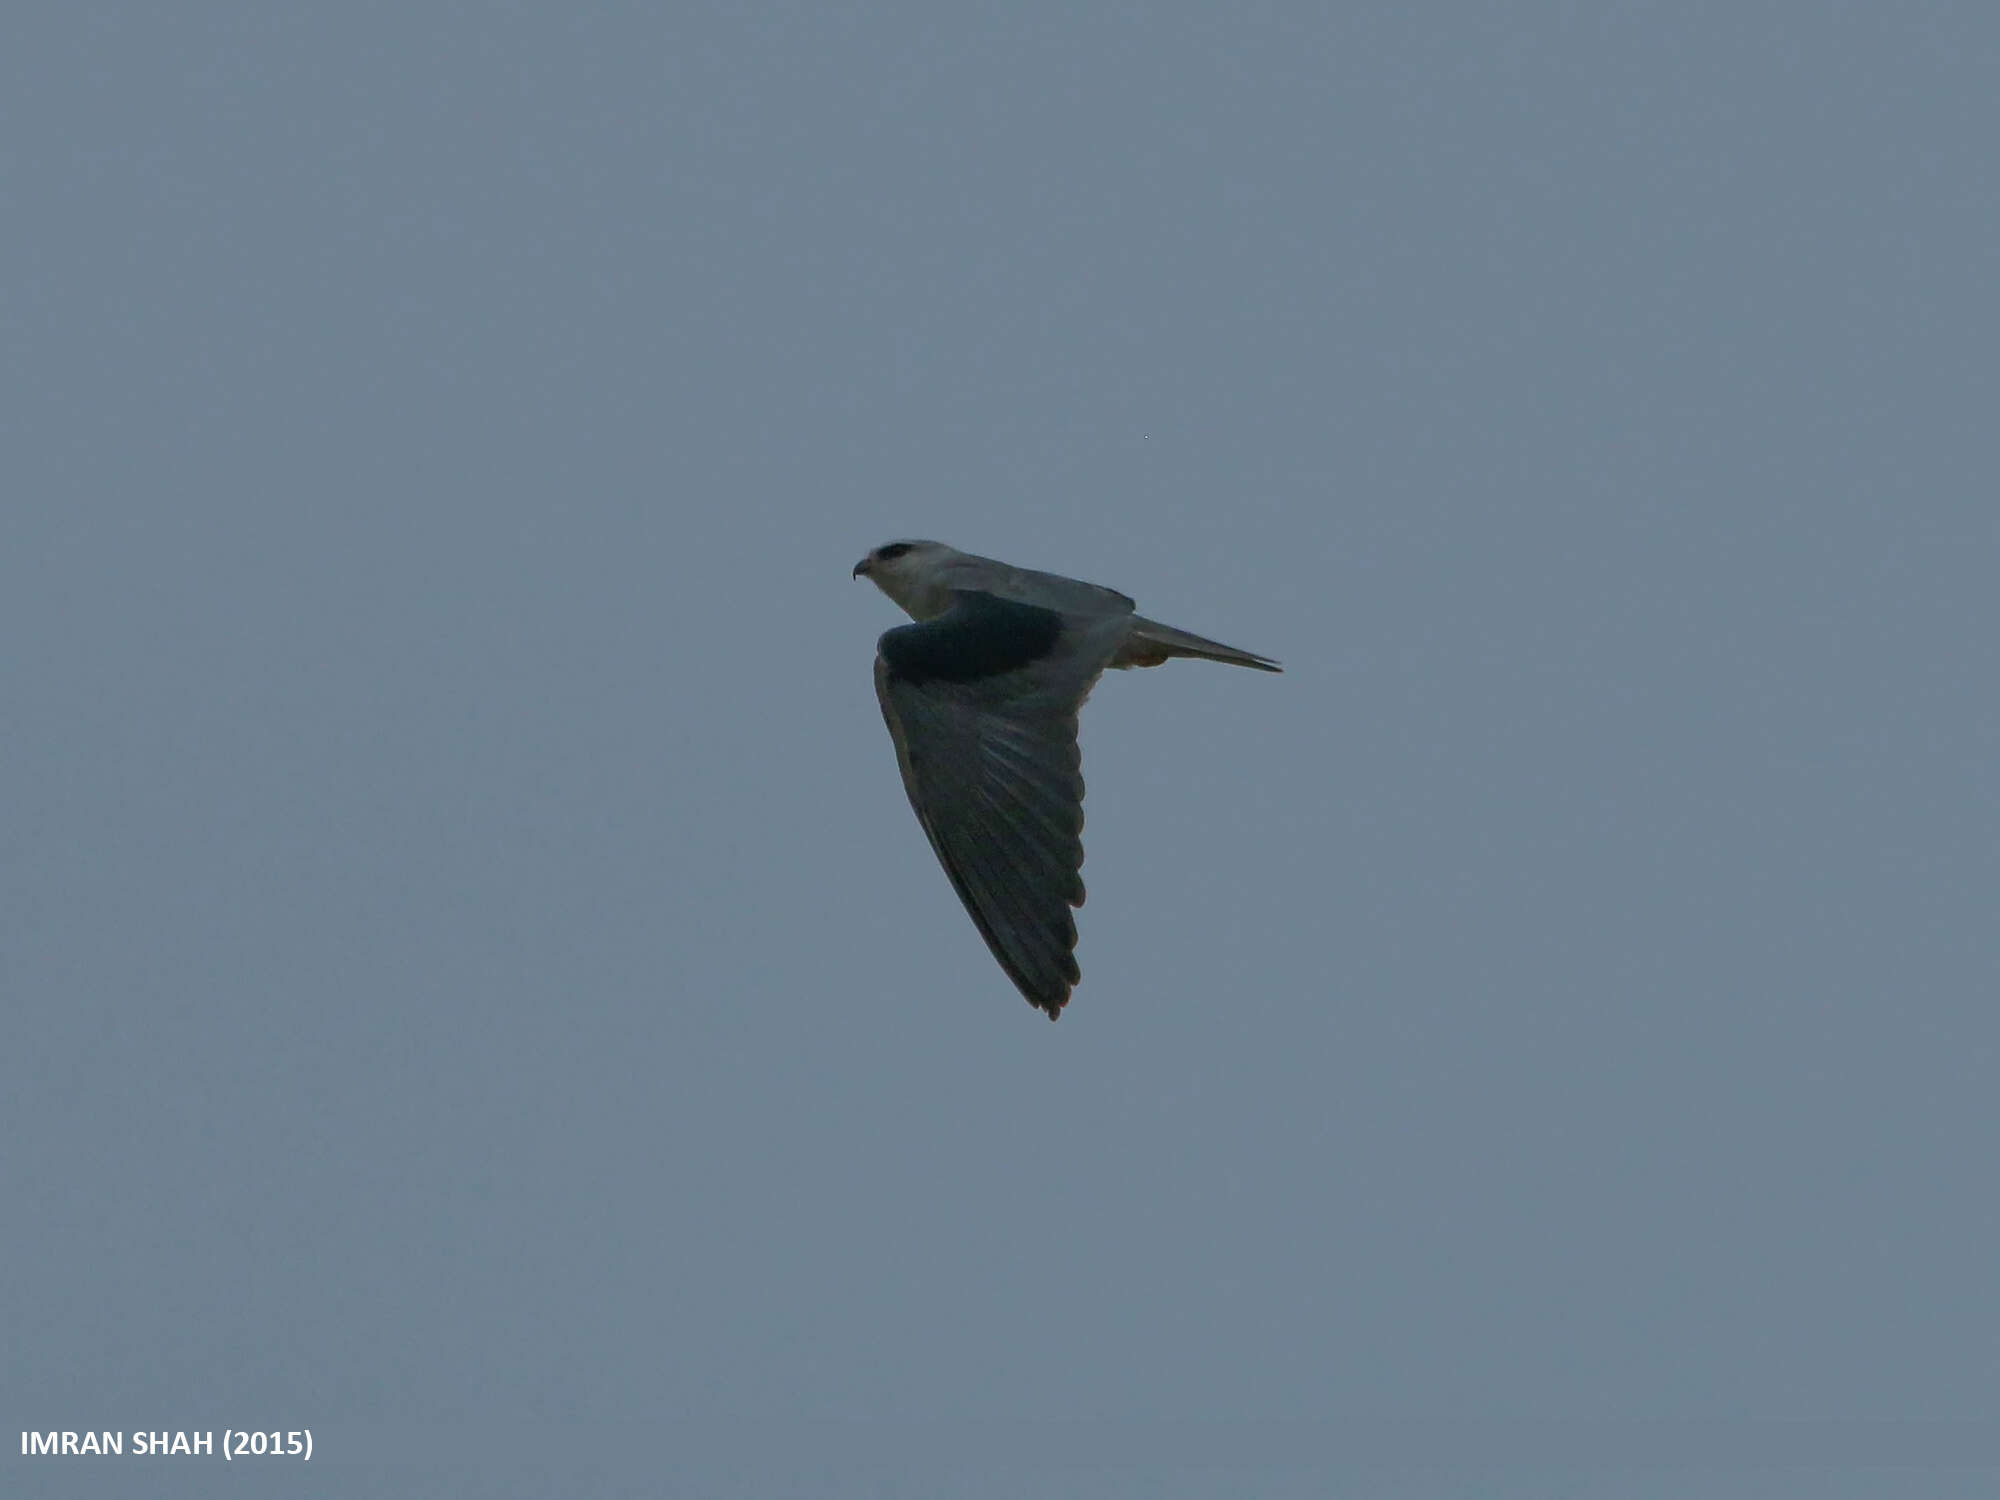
[855,540,1280,1020]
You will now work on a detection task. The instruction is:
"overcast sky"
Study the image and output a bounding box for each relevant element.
[6,4,1997,1497]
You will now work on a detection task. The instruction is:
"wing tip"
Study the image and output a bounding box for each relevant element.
[1013,949,1078,1020]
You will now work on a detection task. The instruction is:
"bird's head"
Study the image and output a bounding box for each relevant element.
[853,539,958,619]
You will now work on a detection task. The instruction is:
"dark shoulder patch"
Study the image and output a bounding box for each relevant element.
[879,592,1065,685]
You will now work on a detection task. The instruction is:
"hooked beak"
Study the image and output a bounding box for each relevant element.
[852,556,872,579]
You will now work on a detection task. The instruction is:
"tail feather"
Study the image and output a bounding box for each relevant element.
[1115,616,1282,673]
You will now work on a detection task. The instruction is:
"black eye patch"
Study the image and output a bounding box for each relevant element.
[876,542,913,561]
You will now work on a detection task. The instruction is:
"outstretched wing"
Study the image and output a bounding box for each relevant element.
[872,591,1125,1018]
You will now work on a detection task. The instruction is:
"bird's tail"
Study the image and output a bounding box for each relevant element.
[1115,617,1282,673]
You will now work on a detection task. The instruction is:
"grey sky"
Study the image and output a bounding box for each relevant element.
[5,4,1997,1496]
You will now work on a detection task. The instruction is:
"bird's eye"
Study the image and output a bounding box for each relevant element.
[876,543,912,561]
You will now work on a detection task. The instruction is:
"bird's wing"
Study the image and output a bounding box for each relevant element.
[872,591,1128,1018]
[939,553,1139,617]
